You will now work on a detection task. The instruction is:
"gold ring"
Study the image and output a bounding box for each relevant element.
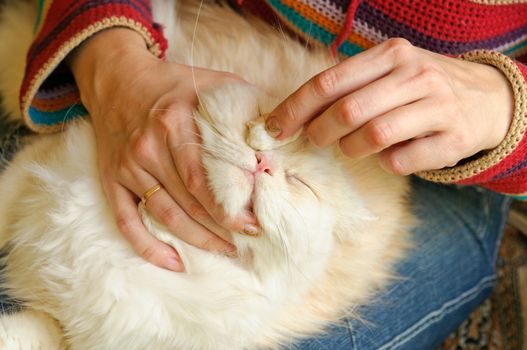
[141,184,163,206]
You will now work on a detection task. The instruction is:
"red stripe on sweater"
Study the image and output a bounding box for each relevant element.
[367,0,527,42]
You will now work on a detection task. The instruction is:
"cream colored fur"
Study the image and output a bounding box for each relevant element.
[0,0,412,349]
[0,310,66,350]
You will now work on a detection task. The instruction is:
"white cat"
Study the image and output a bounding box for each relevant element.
[0,0,411,349]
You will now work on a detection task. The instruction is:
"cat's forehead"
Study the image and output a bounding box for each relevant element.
[198,84,336,166]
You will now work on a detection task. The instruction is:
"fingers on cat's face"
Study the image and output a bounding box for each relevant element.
[196,83,345,238]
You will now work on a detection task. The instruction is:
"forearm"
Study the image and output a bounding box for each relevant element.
[21,0,167,133]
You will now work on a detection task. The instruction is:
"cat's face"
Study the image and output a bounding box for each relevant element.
[196,84,372,268]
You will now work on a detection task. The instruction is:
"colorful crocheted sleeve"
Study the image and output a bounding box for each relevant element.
[20,0,167,133]
[238,0,527,198]
[417,53,527,199]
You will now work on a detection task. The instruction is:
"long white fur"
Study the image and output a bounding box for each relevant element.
[0,310,66,350]
[0,1,412,349]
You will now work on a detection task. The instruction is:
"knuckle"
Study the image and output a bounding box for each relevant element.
[130,132,155,164]
[366,121,393,148]
[115,214,137,238]
[306,127,323,147]
[158,206,183,230]
[213,208,234,228]
[448,132,472,154]
[188,201,208,222]
[338,139,354,158]
[282,97,301,125]
[312,69,338,98]
[383,153,409,175]
[152,107,180,134]
[197,236,216,251]
[384,38,414,62]
[185,171,207,195]
[139,245,157,261]
[415,63,445,86]
[338,97,363,127]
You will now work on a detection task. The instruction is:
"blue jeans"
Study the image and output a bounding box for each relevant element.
[292,177,511,350]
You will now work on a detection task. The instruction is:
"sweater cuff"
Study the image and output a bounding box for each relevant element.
[20,2,168,133]
[416,50,527,195]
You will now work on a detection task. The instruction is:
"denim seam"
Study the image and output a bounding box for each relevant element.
[377,275,496,350]
[478,190,491,241]
[346,317,357,350]
[492,197,512,264]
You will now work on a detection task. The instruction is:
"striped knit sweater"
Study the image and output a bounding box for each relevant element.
[20,0,527,198]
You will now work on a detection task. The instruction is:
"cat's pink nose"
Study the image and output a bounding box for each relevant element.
[255,152,273,176]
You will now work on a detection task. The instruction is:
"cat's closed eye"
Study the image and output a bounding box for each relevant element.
[285,172,319,199]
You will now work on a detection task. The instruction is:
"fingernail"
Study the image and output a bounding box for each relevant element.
[265,116,282,138]
[243,224,261,236]
[166,256,183,272]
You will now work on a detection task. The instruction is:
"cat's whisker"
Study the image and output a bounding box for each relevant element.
[60,104,77,133]
[274,192,320,283]
[275,19,288,44]
[303,22,313,51]
[175,128,205,141]
[276,225,293,273]
[198,141,241,153]
[168,144,204,154]
[258,190,301,277]
[190,0,206,110]
[170,141,252,173]
[147,108,180,112]
[174,142,203,148]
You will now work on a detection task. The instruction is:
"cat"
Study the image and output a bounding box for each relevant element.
[0,0,412,349]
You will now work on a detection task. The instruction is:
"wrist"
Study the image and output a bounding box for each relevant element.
[458,52,515,152]
[479,64,514,151]
[67,28,157,111]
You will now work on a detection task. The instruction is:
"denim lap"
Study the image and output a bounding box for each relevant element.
[292,177,511,350]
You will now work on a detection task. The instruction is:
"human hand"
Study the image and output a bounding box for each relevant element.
[69,28,256,271]
[267,38,514,175]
